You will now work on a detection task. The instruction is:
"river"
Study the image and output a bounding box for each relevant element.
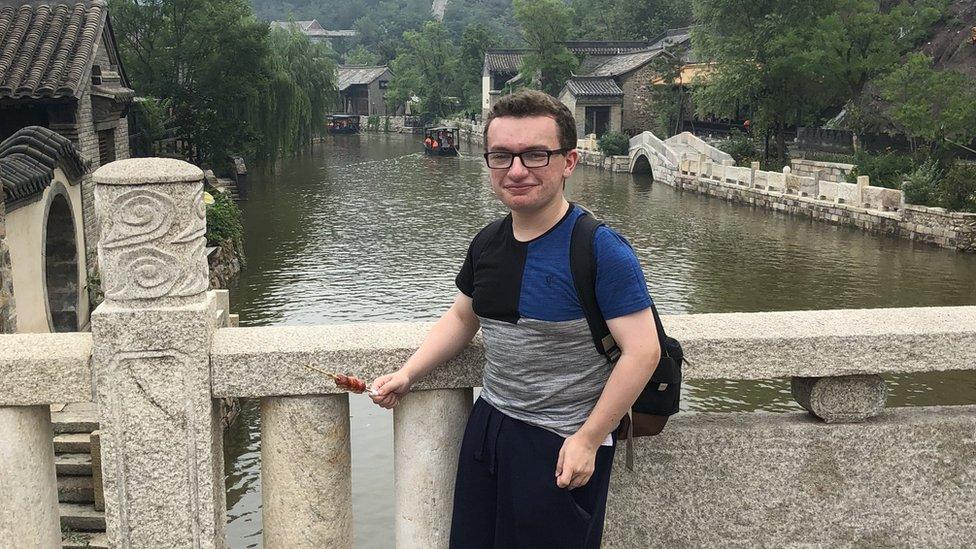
[222,133,976,548]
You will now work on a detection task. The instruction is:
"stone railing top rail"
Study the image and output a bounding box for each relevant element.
[0,332,92,405]
[3,306,974,404]
[629,131,679,167]
[668,132,734,164]
[208,306,976,398]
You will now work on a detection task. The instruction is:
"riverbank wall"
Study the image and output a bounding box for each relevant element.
[629,131,976,253]
[671,155,976,252]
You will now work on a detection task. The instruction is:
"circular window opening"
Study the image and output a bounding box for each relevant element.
[45,194,78,332]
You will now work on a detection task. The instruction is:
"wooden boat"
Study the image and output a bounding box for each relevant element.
[327,114,360,134]
[423,127,459,156]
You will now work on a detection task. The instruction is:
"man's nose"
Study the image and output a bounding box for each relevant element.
[508,156,529,177]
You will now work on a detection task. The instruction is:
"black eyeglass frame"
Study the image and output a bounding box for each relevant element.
[482,148,572,169]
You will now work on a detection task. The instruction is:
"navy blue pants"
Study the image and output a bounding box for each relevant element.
[449,398,616,549]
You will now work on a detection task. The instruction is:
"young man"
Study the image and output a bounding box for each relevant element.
[370,90,660,548]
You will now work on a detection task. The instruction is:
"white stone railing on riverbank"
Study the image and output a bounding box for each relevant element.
[1,158,975,548]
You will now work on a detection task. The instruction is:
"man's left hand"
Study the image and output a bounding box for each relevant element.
[555,433,600,489]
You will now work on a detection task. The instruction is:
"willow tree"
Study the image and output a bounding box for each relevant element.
[252,27,339,162]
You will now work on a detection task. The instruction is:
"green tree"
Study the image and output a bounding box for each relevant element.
[513,0,578,96]
[879,53,976,150]
[692,0,841,165]
[817,0,944,138]
[111,0,337,166]
[644,54,688,137]
[344,44,381,65]
[571,0,692,41]
[458,24,500,112]
[387,21,459,117]
[111,0,271,164]
[255,27,338,161]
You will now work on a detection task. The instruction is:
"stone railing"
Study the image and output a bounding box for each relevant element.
[1,158,975,547]
[629,131,680,168]
[681,157,904,211]
[667,131,733,165]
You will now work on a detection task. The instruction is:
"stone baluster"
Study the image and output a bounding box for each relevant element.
[791,375,887,423]
[261,395,353,547]
[91,158,226,547]
[394,388,472,549]
[750,161,760,187]
[858,175,870,208]
[0,406,61,547]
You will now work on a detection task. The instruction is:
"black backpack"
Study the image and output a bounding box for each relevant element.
[569,210,683,468]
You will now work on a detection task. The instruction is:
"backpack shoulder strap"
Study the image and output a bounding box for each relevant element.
[570,210,621,361]
[570,209,672,360]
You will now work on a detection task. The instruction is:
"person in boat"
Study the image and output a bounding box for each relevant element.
[370,90,659,548]
[424,135,434,149]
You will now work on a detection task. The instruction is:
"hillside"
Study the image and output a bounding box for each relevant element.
[921,0,976,77]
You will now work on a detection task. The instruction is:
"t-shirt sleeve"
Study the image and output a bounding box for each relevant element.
[594,226,652,319]
[455,240,475,297]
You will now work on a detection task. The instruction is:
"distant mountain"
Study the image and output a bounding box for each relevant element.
[249,0,522,46]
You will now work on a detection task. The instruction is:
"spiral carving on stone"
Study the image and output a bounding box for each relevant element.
[101,190,175,250]
[172,187,207,244]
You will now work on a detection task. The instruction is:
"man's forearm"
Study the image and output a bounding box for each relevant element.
[576,349,659,446]
[401,302,480,384]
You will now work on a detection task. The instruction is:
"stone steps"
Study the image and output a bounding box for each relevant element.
[59,502,104,531]
[62,531,108,549]
[55,453,93,476]
[54,432,90,453]
[51,402,98,434]
[58,475,94,503]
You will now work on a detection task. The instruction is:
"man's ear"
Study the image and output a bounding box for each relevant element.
[563,148,580,179]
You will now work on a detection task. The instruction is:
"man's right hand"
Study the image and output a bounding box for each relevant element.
[370,370,412,409]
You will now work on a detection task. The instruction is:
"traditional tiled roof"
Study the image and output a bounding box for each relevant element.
[0,125,86,208]
[564,76,623,97]
[587,49,667,77]
[336,65,389,91]
[0,0,112,101]
[564,41,656,56]
[484,50,524,74]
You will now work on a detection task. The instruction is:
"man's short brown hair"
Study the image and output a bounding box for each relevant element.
[484,90,577,150]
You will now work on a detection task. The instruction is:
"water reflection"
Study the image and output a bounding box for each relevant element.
[224,133,976,548]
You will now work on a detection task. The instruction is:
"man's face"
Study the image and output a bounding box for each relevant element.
[485,115,579,213]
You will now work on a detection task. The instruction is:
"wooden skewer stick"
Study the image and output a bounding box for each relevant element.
[303,363,378,396]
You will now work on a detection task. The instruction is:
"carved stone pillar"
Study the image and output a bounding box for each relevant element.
[90,158,226,548]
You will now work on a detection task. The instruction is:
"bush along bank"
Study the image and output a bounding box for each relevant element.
[205,188,245,289]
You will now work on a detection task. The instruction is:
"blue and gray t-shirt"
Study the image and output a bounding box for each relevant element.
[456,204,652,439]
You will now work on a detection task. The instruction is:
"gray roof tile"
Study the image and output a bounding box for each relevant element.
[0,125,86,208]
[0,0,110,100]
[565,77,623,97]
[336,65,389,91]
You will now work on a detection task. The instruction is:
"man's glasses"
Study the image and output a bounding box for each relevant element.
[483,148,571,169]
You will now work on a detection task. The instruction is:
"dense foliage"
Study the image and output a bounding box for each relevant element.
[513,0,578,96]
[846,150,914,189]
[111,0,337,166]
[386,21,458,117]
[206,189,246,259]
[598,132,630,156]
[692,0,949,164]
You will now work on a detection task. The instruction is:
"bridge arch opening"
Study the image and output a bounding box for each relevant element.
[44,193,79,332]
[632,153,653,175]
